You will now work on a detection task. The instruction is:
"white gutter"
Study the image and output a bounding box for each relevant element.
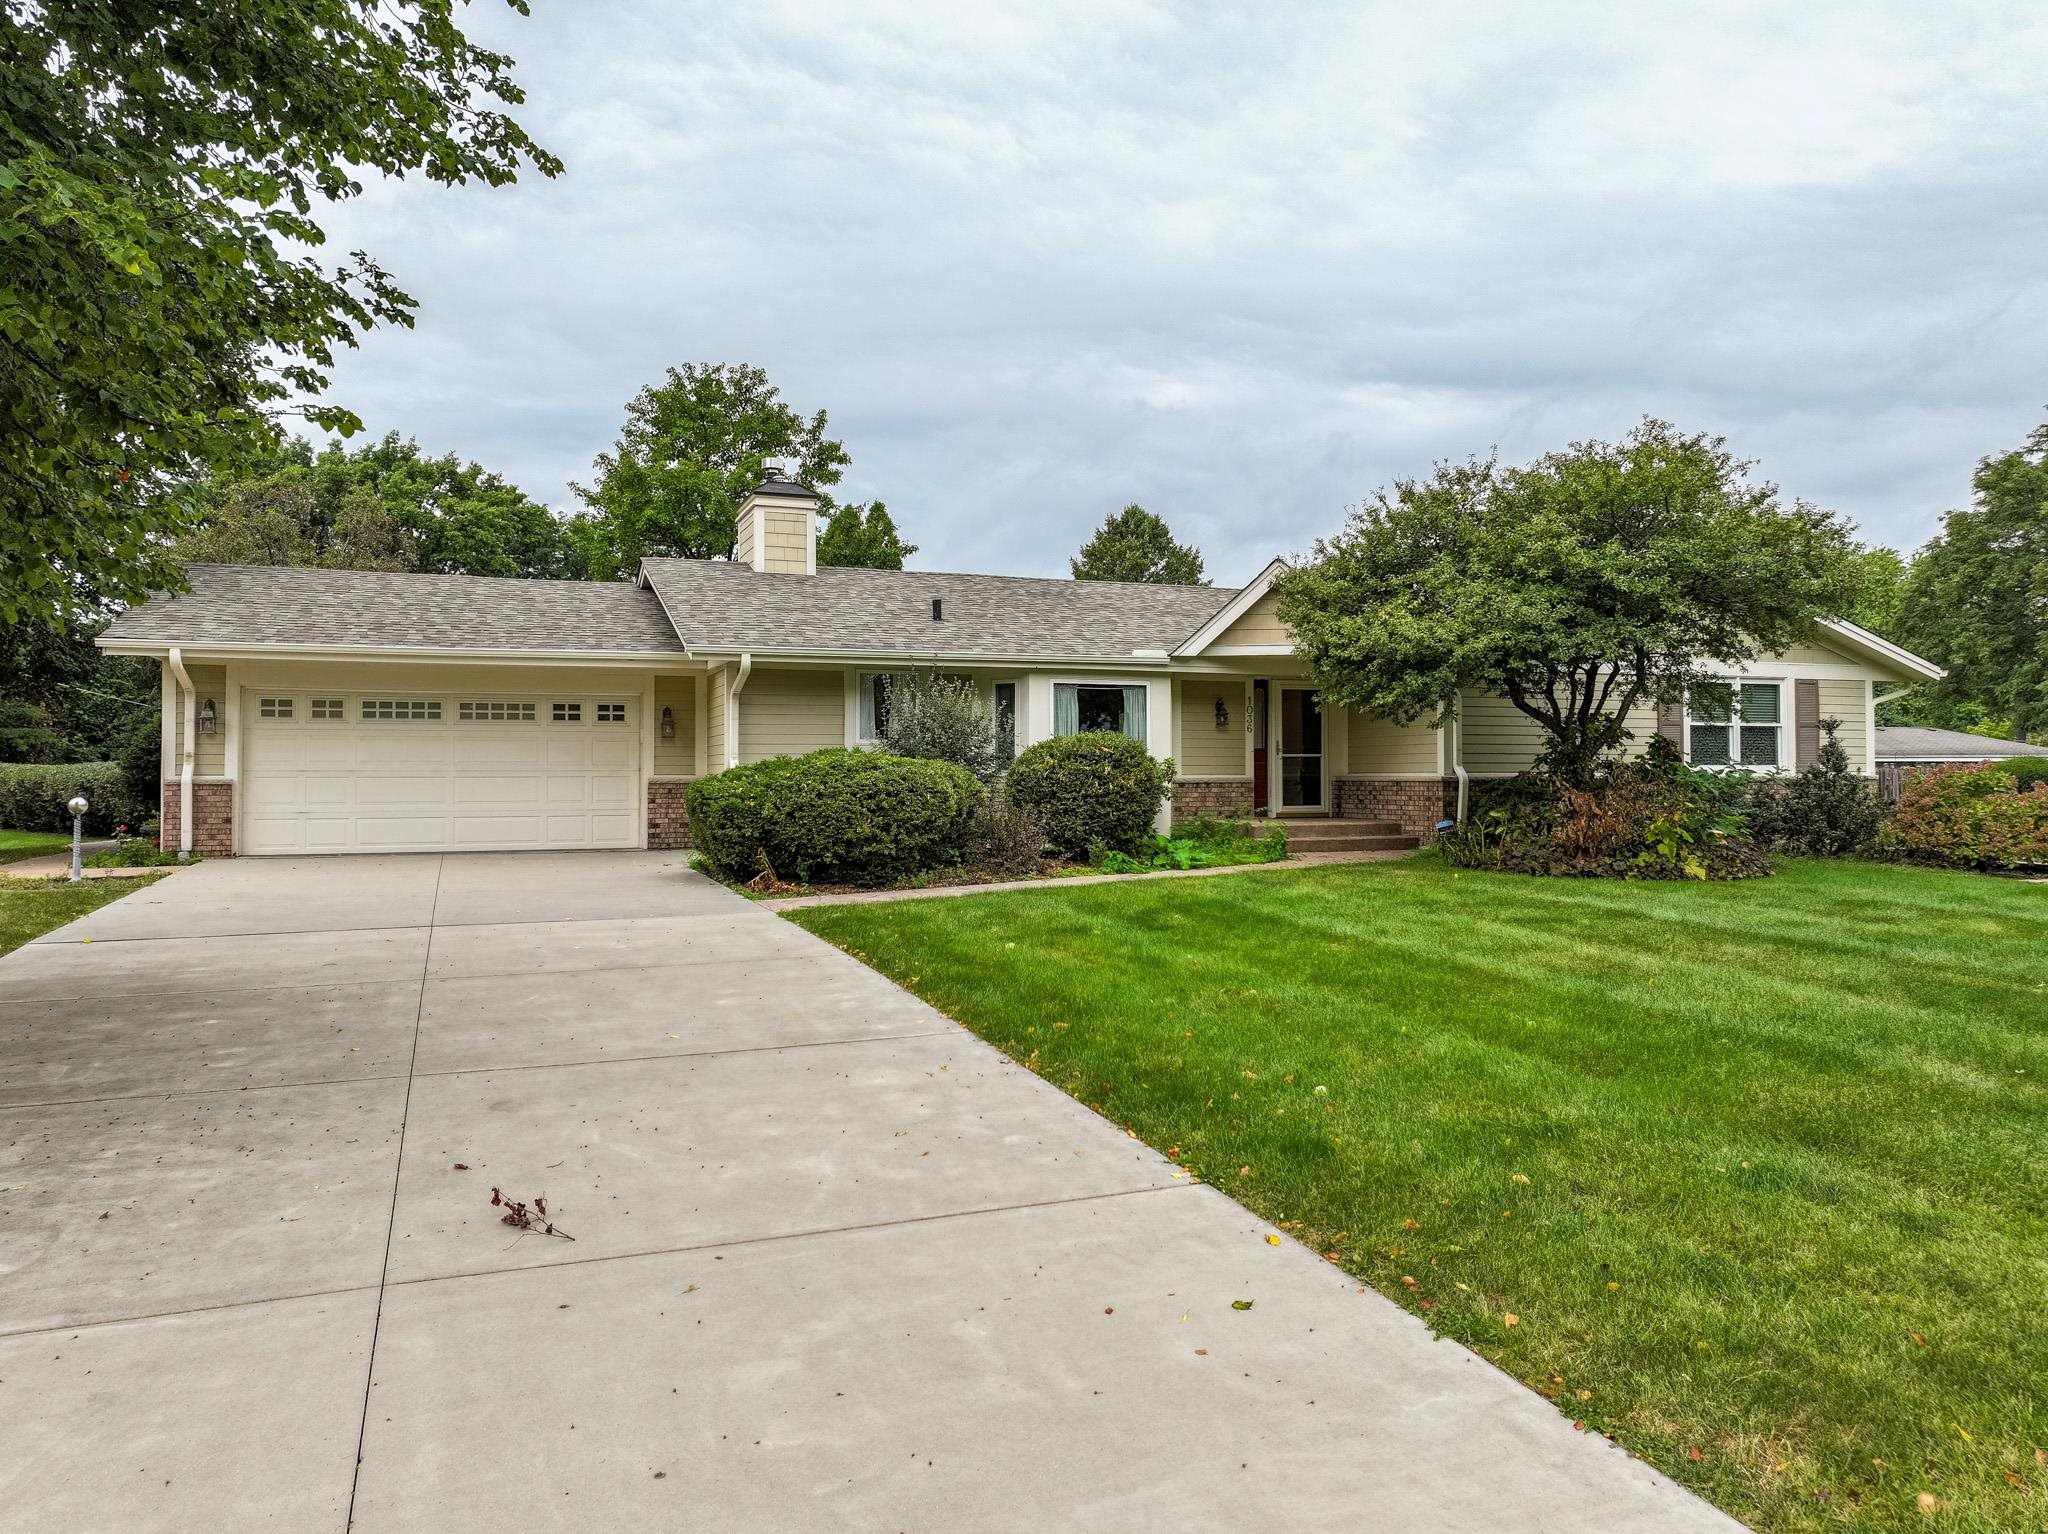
[166,647,195,858]
[726,653,752,769]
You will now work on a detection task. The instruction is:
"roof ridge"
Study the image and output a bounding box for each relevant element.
[641,556,1241,597]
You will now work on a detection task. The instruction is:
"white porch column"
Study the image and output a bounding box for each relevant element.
[1021,674,1054,751]
[1147,676,1174,834]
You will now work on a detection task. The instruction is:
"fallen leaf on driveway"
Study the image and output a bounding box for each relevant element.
[1231,1300,1254,1311]
[1265,1234,1281,1246]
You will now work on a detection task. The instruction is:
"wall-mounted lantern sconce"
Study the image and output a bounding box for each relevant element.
[1214,696,1230,730]
[197,698,218,736]
[659,705,676,741]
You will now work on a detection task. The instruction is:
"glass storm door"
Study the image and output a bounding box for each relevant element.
[1277,687,1325,809]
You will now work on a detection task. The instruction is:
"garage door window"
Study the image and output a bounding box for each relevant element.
[258,697,293,719]
[458,701,534,723]
[363,699,442,721]
[551,702,582,722]
[596,703,627,724]
[310,698,344,720]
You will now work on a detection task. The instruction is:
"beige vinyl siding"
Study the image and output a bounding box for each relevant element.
[1620,696,1659,756]
[760,508,810,573]
[707,667,728,769]
[172,663,228,776]
[1778,639,1855,665]
[1816,679,1870,772]
[738,667,844,764]
[653,676,698,776]
[1215,591,1291,647]
[1177,679,1247,777]
[1345,710,1438,774]
[1458,690,1549,775]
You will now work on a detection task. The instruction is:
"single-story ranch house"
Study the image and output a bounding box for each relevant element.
[99,470,1945,858]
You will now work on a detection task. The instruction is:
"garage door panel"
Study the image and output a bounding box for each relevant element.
[355,816,456,849]
[454,734,544,768]
[242,693,641,855]
[453,815,546,847]
[356,736,449,769]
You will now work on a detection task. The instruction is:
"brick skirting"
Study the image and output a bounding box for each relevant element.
[1171,779,1257,824]
[648,778,693,850]
[159,780,235,857]
[1333,777,1457,842]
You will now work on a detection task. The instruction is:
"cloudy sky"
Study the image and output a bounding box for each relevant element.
[314,1,2048,586]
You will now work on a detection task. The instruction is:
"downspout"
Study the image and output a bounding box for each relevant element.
[1449,701,1469,825]
[166,647,195,858]
[726,653,752,769]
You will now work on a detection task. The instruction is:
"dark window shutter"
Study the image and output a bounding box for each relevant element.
[1656,700,1683,748]
[1794,679,1820,768]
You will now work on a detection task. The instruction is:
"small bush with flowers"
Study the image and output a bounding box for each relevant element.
[1876,762,2048,869]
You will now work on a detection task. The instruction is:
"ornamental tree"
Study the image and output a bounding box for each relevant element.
[0,0,558,623]
[1274,420,1862,788]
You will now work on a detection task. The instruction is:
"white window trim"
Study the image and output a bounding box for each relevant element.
[1684,678,1788,772]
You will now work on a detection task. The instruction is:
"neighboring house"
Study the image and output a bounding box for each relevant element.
[1874,726,2048,802]
[99,469,1945,858]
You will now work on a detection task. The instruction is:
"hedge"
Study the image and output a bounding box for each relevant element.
[686,749,984,887]
[0,761,151,835]
[1005,732,1173,857]
[1878,762,2048,868]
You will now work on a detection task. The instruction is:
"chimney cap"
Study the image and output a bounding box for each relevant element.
[749,464,818,501]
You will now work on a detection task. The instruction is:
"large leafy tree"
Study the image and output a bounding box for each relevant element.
[1895,422,2048,742]
[0,606,158,763]
[571,364,850,575]
[180,433,570,577]
[0,1,558,624]
[1275,420,1862,787]
[818,500,917,570]
[1070,504,1206,584]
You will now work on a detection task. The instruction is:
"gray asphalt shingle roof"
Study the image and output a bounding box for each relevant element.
[638,558,1237,657]
[1875,727,2048,761]
[101,564,687,654]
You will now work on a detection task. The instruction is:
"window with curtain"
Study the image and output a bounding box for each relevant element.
[1053,683,1147,745]
[1688,679,1783,768]
[994,682,1017,761]
[858,673,894,743]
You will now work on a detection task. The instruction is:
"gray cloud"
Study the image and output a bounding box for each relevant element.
[311,1,2048,583]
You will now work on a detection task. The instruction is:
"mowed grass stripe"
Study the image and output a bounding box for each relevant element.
[791,857,2048,1533]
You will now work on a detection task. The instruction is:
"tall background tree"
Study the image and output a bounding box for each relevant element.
[571,364,851,576]
[178,434,574,578]
[818,501,917,570]
[1893,421,2048,741]
[1070,504,1206,584]
[1276,420,1862,787]
[0,0,557,626]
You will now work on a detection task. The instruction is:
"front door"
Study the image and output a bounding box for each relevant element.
[1277,686,1325,811]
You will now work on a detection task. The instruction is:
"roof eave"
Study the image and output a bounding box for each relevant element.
[95,638,688,666]
[1815,619,1944,682]
[1172,557,1290,657]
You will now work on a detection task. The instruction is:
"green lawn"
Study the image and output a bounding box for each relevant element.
[0,873,165,957]
[789,858,2048,1533]
[0,829,73,866]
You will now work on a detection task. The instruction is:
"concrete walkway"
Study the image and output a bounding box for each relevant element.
[0,852,1738,1532]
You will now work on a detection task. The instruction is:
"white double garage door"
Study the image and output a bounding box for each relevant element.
[242,690,640,855]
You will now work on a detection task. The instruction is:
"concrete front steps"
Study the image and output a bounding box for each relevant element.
[1270,816,1421,854]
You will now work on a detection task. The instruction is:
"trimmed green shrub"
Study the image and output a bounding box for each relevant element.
[1877,763,2048,868]
[1991,756,2048,791]
[1743,719,1885,855]
[1005,732,1173,857]
[686,749,983,887]
[878,670,1003,784]
[116,715,164,804]
[0,761,148,835]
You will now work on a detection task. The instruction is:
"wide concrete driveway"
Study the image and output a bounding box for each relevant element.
[0,853,1737,1532]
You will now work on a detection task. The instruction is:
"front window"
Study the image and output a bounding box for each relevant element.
[1688,680,1782,769]
[994,682,1017,762]
[858,673,894,743]
[1053,683,1147,744]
